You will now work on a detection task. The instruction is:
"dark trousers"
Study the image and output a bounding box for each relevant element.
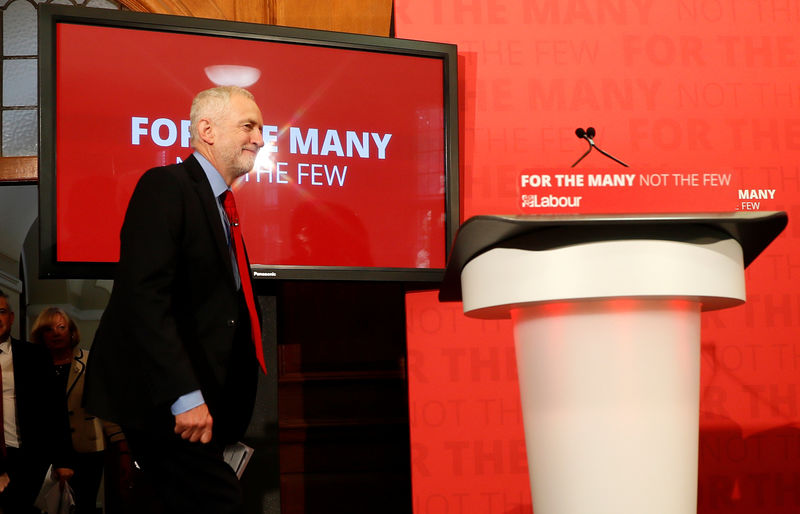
[71,451,104,514]
[1,447,49,514]
[124,428,244,514]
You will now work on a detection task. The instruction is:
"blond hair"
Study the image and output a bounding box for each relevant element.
[30,307,80,348]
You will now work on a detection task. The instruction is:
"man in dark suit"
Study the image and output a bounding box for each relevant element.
[0,289,73,513]
[84,86,266,514]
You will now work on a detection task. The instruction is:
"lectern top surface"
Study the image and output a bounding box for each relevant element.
[439,212,788,302]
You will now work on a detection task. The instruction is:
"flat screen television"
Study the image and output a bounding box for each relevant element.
[38,5,459,283]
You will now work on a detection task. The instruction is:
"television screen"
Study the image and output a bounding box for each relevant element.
[38,6,459,282]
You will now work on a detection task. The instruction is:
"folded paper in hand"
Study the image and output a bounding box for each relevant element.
[223,441,255,479]
[34,465,75,514]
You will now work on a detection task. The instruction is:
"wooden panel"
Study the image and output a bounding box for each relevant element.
[118,0,392,32]
[120,0,232,20]
[279,424,410,473]
[275,281,412,513]
[276,0,392,35]
[0,157,37,183]
[119,0,277,24]
[279,376,408,426]
[231,0,276,24]
[281,471,411,514]
[277,281,408,374]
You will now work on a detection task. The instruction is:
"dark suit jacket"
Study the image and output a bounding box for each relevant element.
[0,339,72,474]
[84,154,259,443]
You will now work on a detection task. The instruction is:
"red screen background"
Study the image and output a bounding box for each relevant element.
[55,23,447,270]
[396,2,800,513]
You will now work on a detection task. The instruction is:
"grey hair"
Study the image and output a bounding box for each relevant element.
[189,86,255,148]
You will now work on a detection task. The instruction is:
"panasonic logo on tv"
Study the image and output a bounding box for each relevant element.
[253,271,277,277]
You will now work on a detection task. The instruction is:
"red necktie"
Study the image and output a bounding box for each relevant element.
[221,190,267,374]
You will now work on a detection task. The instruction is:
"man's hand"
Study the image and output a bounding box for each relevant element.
[53,467,74,483]
[0,472,9,492]
[174,403,213,443]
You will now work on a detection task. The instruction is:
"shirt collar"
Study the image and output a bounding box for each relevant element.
[193,151,230,198]
[0,338,11,354]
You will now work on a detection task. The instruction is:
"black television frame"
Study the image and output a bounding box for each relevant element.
[38,5,460,284]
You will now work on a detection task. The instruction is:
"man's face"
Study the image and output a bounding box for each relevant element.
[212,93,265,182]
[0,297,14,342]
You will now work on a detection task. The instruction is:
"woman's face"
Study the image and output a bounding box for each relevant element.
[42,314,71,352]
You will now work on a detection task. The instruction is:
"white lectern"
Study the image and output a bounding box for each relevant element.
[439,212,787,514]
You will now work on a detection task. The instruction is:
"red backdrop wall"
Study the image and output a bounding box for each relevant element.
[397,1,800,512]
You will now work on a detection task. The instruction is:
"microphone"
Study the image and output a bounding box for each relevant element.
[571,126,628,168]
[572,128,591,167]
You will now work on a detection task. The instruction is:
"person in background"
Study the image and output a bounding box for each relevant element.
[30,307,127,514]
[0,290,73,513]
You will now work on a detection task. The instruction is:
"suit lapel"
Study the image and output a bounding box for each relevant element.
[181,155,237,288]
[66,349,85,398]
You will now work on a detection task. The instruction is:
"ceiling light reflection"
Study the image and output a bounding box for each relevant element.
[205,65,261,87]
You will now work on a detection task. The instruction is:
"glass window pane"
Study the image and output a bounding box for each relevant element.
[3,1,37,56]
[2,109,37,156]
[3,59,37,106]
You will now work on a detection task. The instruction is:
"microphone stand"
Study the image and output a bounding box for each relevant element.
[571,127,629,168]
